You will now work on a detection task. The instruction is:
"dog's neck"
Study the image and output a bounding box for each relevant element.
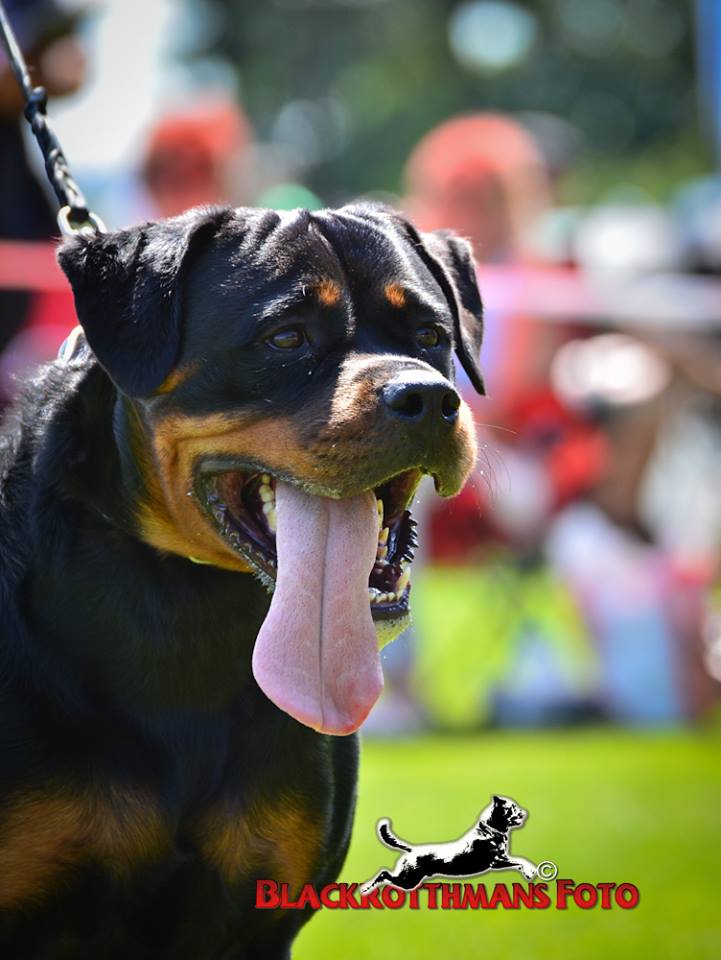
[9,360,271,715]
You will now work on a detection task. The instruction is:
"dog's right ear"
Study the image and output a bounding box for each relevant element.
[355,205,485,395]
[415,229,485,396]
[57,206,232,397]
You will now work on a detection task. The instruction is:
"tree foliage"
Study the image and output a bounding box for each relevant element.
[195,0,698,202]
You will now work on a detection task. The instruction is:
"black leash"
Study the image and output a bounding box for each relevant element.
[0,0,104,236]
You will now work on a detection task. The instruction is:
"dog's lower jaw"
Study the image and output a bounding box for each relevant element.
[374,614,410,649]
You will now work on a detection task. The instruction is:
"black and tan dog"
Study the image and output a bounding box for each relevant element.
[0,203,483,957]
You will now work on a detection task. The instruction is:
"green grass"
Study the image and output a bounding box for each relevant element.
[296,726,721,959]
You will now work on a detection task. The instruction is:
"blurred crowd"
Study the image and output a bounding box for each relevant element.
[401,113,721,733]
[2,0,721,732]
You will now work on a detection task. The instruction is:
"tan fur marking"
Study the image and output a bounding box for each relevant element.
[316,279,342,307]
[328,353,394,426]
[154,365,194,396]
[134,409,320,571]
[0,786,170,908]
[384,283,407,309]
[195,797,321,895]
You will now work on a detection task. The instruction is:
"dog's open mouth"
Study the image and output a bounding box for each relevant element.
[196,467,420,620]
[194,463,422,736]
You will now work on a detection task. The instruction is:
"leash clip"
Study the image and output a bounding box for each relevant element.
[58,206,107,238]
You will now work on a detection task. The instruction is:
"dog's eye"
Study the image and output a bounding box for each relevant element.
[267,328,305,351]
[416,325,441,349]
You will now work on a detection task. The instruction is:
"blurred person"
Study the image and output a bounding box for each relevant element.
[402,112,557,558]
[402,113,572,572]
[405,112,549,262]
[371,116,596,733]
[0,0,89,224]
[0,0,90,404]
[414,387,606,730]
[547,333,713,724]
[403,130,712,728]
[139,98,252,218]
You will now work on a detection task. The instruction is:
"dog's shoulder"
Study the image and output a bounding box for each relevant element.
[1,352,105,488]
[0,354,113,598]
[1,350,99,456]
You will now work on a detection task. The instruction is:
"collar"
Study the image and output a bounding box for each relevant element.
[480,820,507,838]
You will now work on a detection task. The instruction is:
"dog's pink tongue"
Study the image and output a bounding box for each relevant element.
[252,481,383,735]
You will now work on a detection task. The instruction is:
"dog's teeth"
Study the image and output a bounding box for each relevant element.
[376,499,384,527]
[261,473,271,484]
[376,545,388,561]
[259,484,274,503]
[368,587,381,602]
[262,500,278,533]
[378,526,389,546]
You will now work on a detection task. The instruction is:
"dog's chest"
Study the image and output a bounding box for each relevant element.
[0,781,323,910]
[189,794,323,894]
[0,783,170,909]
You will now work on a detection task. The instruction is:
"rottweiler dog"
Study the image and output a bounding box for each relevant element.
[362,795,536,893]
[0,203,483,958]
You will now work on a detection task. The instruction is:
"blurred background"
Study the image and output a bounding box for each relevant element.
[1,0,721,956]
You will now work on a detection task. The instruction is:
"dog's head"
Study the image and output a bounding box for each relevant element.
[57,203,484,734]
[480,795,528,833]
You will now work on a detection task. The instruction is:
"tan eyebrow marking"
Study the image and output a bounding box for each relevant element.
[154,365,194,396]
[315,279,342,307]
[384,283,407,309]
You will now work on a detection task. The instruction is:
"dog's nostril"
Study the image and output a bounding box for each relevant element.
[441,390,460,422]
[391,389,424,419]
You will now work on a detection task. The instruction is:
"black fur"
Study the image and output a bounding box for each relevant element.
[0,203,484,957]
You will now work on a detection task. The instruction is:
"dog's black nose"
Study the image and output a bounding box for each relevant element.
[382,371,460,426]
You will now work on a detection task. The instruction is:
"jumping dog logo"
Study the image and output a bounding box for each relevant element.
[362,795,558,893]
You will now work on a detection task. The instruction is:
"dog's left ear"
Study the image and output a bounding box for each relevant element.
[57,206,232,397]
[417,229,485,395]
